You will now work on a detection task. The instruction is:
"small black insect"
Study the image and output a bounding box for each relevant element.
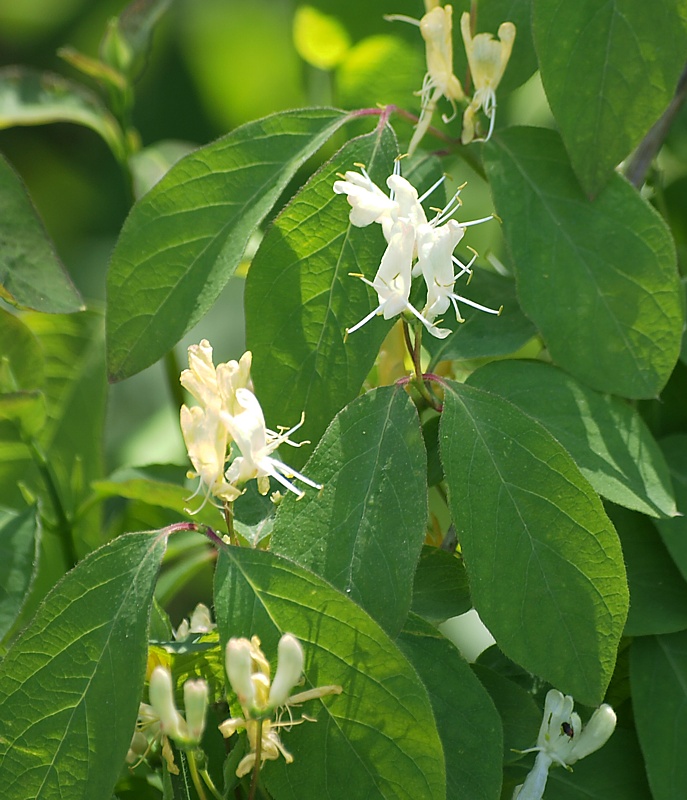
[561,721,574,739]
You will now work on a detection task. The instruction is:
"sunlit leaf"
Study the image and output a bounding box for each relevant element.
[0,307,44,390]
[467,360,677,517]
[533,0,687,195]
[214,546,446,800]
[107,108,350,381]
[0,530,169,799]
[439,379,628,704]
[246,124,396,465]
[484,127,683,398]
[0,151,82,314]
[271,385,427,636]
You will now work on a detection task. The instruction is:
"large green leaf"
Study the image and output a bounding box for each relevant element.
[245,125,396,466]
[411,546,471,624]
[0,530,169,800]
[631,632,687,800]
[533,0,687,195]
[424,271,537,366]
[608,505,687,637]
[271,385,427,636]
[106,108,350,381]
[0,152,83,314]
[0,506,40,643]
[484,127,683,398]
[654,435,687,582]
[397,614,503,800]
[467,360,677,517]
[0,67,124,162]
[0,307,44,390]
[439,379,628,705]
[213,546,446,800]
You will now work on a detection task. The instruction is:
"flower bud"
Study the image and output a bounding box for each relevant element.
[183,679,209,744]
[268,634,304,708]
[148,666,185,741]
[226,638,257,709]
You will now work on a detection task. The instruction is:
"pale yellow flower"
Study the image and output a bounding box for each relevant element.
[460,12,516,144]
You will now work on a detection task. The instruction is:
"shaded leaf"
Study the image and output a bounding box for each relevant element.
[439,379,628,704]
[0,530,169,799]
[0,506,40,643]
[484,127,683,398]
[213,546,446,800]
[0,66,124,161]
[100,0,173,79]
[107,108,350,381]
[0,152,82,313]
[397,614,503,800]
[467,360,677,517]
[271,385,427,635]
[246,125,396,467]
[608,504,687,637]
[654,434,687,582]
[630,632,687,800]
[533,0,687,195]
[411,545,471,624]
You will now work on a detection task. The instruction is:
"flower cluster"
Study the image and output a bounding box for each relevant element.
[333,162,500,338]
[387,2,515,151]
[219,634,342,778]
[512,689,617,800]
[127,666,209,773]
[179,341,321,508]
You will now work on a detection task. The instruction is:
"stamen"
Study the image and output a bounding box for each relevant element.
[418,174,446,204]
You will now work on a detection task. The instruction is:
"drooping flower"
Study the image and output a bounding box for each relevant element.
[386,3,464,155]
[219,634,342,778]
[512,689,617,800]
[460,12,516,144]
[222,387,322,500]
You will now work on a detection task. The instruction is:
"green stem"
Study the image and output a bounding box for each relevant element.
[199,766,223,800]
[402,320,442,412]
[27,438,77,569]
[186,750,208,800]
[223,502,237,546]
[248,721,264,800]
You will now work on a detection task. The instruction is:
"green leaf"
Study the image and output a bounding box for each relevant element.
[533,0,687,195]
[411,545,471,624]
[128,139,196,199]
[439,379,628,705]
[470,664,541,765]
[0,66,125,162]
[0,506,40,643]
[100,0,172,79]
[213,546,446,800]
[654,435,687,582]
[631,631,687,800]
[608,504,687,637]
[0,390,46,437]
[507,727,652,799]
[397,614,502,800]
[0,307,44,392]
[425,271,536,365]
[0,530,169,799]
[0,152,83,314]
[271,385,427,635]
[484,127,683,398]
[467,360,677,517]
[106,107,349,381]
[245,125,396,466]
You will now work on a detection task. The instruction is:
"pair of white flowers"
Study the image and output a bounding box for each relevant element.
[333,162,500,338]
[179,340,321,508]
[221,634,342,778]
[388,1,516,153]
[513,689,617,799]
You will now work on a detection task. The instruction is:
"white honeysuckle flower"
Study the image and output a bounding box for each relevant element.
[333,165,398,235]
[386,4,464,155]
[180,403,241,509]
[460,12,516,144]
[222,387,322,500]
[347,220,451,339]
[220,635,342,778]
[512,689,617,800]
[181,340,252,412]
[175,602,216,640]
